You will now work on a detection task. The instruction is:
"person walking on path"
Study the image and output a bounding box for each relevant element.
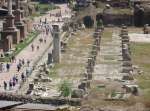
[31,44,34,51]
[6,63,10,72]
[40,18,42,24]
[22,59,25,66]
[15,75,18,84]
[17,64,21,72]
[12,80,16,87]
[27,60,30,67]
[4,81,7,90]
[21,73,25,82]
[37,45,39,50]
[44,39,46,43]
[9,80,12,90]
[26,68,29,77]
[13,75,17,84]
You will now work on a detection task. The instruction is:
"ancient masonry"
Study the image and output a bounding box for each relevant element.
[0,0,29,52]
[0,0,20,52]
[14,0,27,41]
[120,25,133,80]
[76,26,103,97]
[52,25,61,63]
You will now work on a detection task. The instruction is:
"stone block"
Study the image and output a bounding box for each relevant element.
[1,29,20,44]
[0,35,13,52]
[71,89,84,98]
[16,24,27,40]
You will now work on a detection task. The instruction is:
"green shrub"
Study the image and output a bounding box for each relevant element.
[58,80,72,97]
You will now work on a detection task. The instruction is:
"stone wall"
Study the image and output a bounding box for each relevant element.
[0,92,81,106]
[102,14,133,26]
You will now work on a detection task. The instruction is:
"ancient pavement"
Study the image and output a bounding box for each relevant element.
[93,29,124,80]
[0,4,71,92]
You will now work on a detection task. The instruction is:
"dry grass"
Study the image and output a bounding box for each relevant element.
[82,80,136,108]
[49,29,94,80]
[131,42,150,107]
[101,28,113,43]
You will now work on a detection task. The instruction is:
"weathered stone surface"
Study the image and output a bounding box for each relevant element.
[71,89,84,98]
[52,25,61,63]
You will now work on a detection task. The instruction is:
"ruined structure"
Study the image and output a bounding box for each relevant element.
[14,0,27,40]
[0,0,20,52]
[52,25,61,63]
[120,25,133,75]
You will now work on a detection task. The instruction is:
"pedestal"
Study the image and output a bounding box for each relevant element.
[24,19,33,32]
[16,24,26,40]
[2,14,20,44]
[0,35,13,52]
[1,29,20,44]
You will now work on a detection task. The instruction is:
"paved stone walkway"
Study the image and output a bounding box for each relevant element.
[0,4,71,92]
[93,29,124,80]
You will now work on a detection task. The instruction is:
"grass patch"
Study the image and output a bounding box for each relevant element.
[49,64,62,78]
[0,31,39,62]
[102,28,113,42]
[131,42,150,106]
[131,42,150,72]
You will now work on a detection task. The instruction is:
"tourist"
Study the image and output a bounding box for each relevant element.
[22,59,25,66]
[45,18,47,24]
[31,44,34,51]
[37,45,39,50]
[26,68,29,77]
[44,39,46,43]
[6,63,10,72]
[11,55,16,63]
[2,63,5,72]
[27,60,30,67]
[13,75,16,82]
[3,81,7,90]
[39,38,43,43]
[40,18,42,24]
[46,28,49,35]
[17,64,21,72]
[15,75,18,84]
[9,80,12,90]
[12,80,16,87]
[21,73,25,82]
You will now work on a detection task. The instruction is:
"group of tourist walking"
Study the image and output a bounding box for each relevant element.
[2,19,50,91]
[3,58,32,91]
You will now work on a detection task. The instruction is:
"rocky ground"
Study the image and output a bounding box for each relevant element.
[18,29,94,97]
[16,27,150,110]
[80,28,149,111]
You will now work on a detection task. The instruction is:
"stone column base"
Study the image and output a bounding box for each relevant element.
[0,35,13,52]
[1,29,20,44]
[16,24,27,40]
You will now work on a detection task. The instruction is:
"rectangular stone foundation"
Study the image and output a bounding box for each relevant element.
[1,29,20,44]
